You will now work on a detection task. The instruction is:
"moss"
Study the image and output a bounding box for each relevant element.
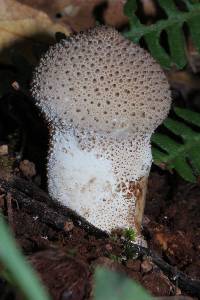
[123,228,136,242]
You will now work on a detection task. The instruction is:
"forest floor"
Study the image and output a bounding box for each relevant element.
[0,148,200,299]
[0,0,200,299]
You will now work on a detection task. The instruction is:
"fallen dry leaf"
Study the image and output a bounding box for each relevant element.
[104,0,128,28]
[0,144,8,156]
[141,0,156,17]
[17,0,128,32]
[167,70,200,90]
[187,37,200,74]
[0,0,70,62]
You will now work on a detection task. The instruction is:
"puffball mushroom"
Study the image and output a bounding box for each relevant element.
[31,26,171,242]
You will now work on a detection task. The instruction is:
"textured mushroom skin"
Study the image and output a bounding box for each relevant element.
[31,26,171,235]
[48,127,152,232]
[32,26,171,134]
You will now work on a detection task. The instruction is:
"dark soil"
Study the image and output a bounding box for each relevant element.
[0,147,200,299]
[146,173,200,280]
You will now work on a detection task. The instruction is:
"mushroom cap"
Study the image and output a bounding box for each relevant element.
[32,26,171,135]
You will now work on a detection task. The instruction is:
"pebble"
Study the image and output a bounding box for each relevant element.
[141,259,153,273]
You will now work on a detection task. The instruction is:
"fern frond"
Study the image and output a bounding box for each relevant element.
[124,0,200,69]
[152,107,200,182]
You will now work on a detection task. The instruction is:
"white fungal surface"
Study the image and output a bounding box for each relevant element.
[31,26,172,233]
[48,127,152,231]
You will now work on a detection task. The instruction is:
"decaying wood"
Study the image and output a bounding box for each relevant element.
[0,176,200,298]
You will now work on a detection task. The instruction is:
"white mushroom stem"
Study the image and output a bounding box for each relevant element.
[48,126,152,239]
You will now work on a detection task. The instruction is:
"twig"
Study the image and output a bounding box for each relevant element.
[6,193,14,230]
[124,241,200,298]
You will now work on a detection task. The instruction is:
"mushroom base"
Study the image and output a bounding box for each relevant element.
[47,128,151,243]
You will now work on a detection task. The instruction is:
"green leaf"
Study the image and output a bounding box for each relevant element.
[124,0,137,17]
[152,107,200,182]
[164,118,194,140]
[145,32,172,68]
[188,16,200,52]
[173,156,196,182]
[152,133,180,154]
[0,213,51,300]
[124,0,200,69]
[94,267,153,300]
[158,0,178,16]
[174,107,200,127]
[167,25,187,68]
[152,147,168,164]
[188,146,200,174]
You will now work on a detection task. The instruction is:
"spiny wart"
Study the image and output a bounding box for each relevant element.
[31,26,171,244]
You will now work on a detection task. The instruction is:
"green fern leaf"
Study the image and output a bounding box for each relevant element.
[174,106,200,127]
[152,107,200,182]
[124,0,200,69]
